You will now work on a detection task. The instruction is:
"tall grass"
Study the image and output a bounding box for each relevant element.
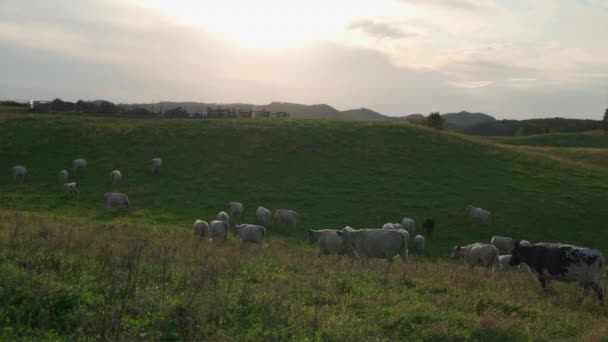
[0,212,606,340]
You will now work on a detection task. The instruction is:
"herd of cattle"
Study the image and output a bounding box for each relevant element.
[6,159,607,305]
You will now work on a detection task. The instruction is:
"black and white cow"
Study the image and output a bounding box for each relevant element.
[509,241,605,304]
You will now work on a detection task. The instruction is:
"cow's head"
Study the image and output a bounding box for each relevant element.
[451,245,462,259]
[509,240,524,266]
[307,229,318,244]
[233,224,243,236]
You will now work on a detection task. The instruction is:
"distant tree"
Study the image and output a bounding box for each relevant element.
[516,123,546,136]
[124,107,156,118]
[50,98,75,112]
[426,112,444,130]
[95,101,120,115]
[164,107,189,118]
[74,100,96,113]
[603,108,608,132]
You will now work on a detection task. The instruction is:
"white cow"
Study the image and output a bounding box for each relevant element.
[466,205,492,224]
[415,235,425,252]
[337,228,409,270]
[216,211,230,227]
[11,165,28,182]
[234,224,267,248]
[491,236,515,254]
[452,243,499,269]
[110,170,122,185]
[401,218,416,236]
[498,255,530,271]
[193,219,209,239]
[58,169,69,184]
[63,182,79,196]
[104,192,130,211]
[274,209,298,229]
[256,206,271,227]
[151,158,163,174]
[72,159,88,171]
[308,228,352,255]
[382,223,404,231]
[228,202,244,219]
[208,220,229,241]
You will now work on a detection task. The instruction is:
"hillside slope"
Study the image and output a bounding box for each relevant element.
[0,113,607,253]
[1,112,608,340]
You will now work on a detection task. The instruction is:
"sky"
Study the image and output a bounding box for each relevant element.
[1,0,608,119]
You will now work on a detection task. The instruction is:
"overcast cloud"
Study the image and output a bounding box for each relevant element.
[1,0,607,119]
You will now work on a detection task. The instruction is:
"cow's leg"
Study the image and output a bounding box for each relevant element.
[538,276,548,292]
[591,282,605,305]
[578,283,590,304]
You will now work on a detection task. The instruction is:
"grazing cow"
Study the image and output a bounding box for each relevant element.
[422,217,435,237]
[110,170,122,185]
[234,224,267,248]
[256,206,271,227]
[208,220,229,241]
[72,159,88,171]
[11,166,28,182]
[337,228,409,270]
[63,182,79,196]
[401,218,416,236]
[491,236,515,254]
[193,219,209,239]
[520,240,532,247]
[274,209,298,229]
[509,241,605,304]
[216,211,230,227]
[382,222,404,231]
[415,235,425,252]
[104,192,130,211]
[308,228,353,255]
[466,205,491,224]
[150,158,163,174]
[452,243,499,269]
[228,202,244,219]
[498,255,530,272]
[58,169,69,184]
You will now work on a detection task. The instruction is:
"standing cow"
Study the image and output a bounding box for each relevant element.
[274,209,298,229]
[151,158,163,174]
[233,224,267,248]
[72,159,88,171]
[401,217,415,236]
[337,228,409,272]
[256,206,271,227]
[466,205,491,225]
[110,170,122,185]
[452,243,499,269]
[11,166,28,182]
[308,228,354,256]
[58,170,69,184]
[193,219,209,239]
[104,192,130,211]
[422,217,435,238]
[509,241,605,304]
[228,202,244,219]
[491,236,515,254]
[208,220,229,241]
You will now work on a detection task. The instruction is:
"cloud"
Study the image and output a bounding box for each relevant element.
[347,19,417,40]
[448,80,493,88]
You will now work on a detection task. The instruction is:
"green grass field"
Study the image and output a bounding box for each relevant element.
[1,111,607,340]
[494,130,608,148]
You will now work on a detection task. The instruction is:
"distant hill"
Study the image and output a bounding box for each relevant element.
[442,111,496,127]
[404,114,425,122]
[126,101,392,120]
[462,117,601,136]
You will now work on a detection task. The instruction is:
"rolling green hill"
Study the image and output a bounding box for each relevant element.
[1,111,607,340]
[495,130,608,148]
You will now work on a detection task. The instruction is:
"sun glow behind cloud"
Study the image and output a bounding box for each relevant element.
[130,0,408,49]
